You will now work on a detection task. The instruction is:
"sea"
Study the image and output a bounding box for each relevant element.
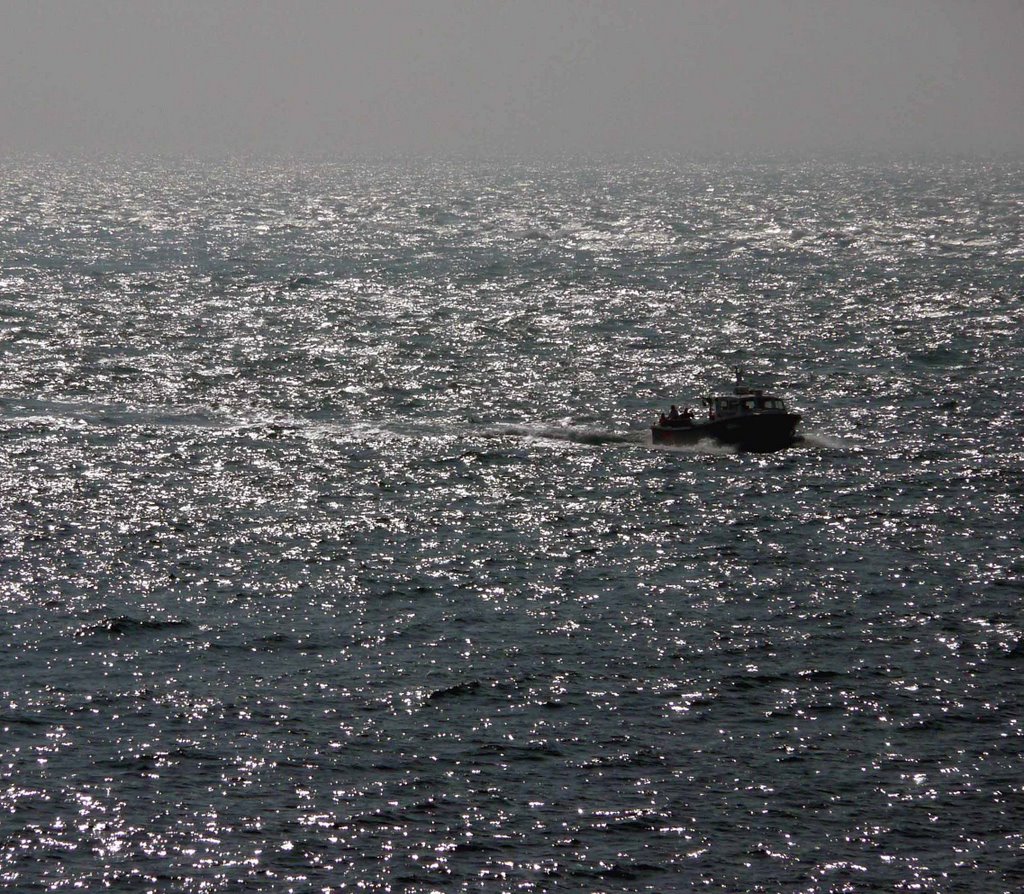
[1,154,1022,893]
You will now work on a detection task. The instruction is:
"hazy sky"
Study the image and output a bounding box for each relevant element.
[2,0,1022,156]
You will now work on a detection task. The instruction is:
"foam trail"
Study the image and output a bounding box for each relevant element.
[798,431,860,451]
[648,435,739,456]
[490,422,644,446]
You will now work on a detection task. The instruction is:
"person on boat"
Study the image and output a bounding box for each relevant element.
[668,405,680,422]
[682,407,695,422]
[659,412,668,426]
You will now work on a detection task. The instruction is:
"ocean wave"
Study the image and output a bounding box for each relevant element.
[76,615,191,638]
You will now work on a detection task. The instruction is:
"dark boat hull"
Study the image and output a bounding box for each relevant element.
[651,413,801,452]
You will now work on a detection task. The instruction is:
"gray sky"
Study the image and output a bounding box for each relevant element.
[2,0,1022,155]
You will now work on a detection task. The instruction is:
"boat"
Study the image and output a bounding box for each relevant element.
[651,367,802,452]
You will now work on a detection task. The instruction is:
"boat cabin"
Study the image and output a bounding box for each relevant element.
[703,368,792,420]
[705,390,790,420]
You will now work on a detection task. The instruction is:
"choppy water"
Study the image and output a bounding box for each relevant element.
[1,155,1023,892]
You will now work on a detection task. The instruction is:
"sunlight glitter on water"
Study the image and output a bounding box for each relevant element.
[1,155,1023,891]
